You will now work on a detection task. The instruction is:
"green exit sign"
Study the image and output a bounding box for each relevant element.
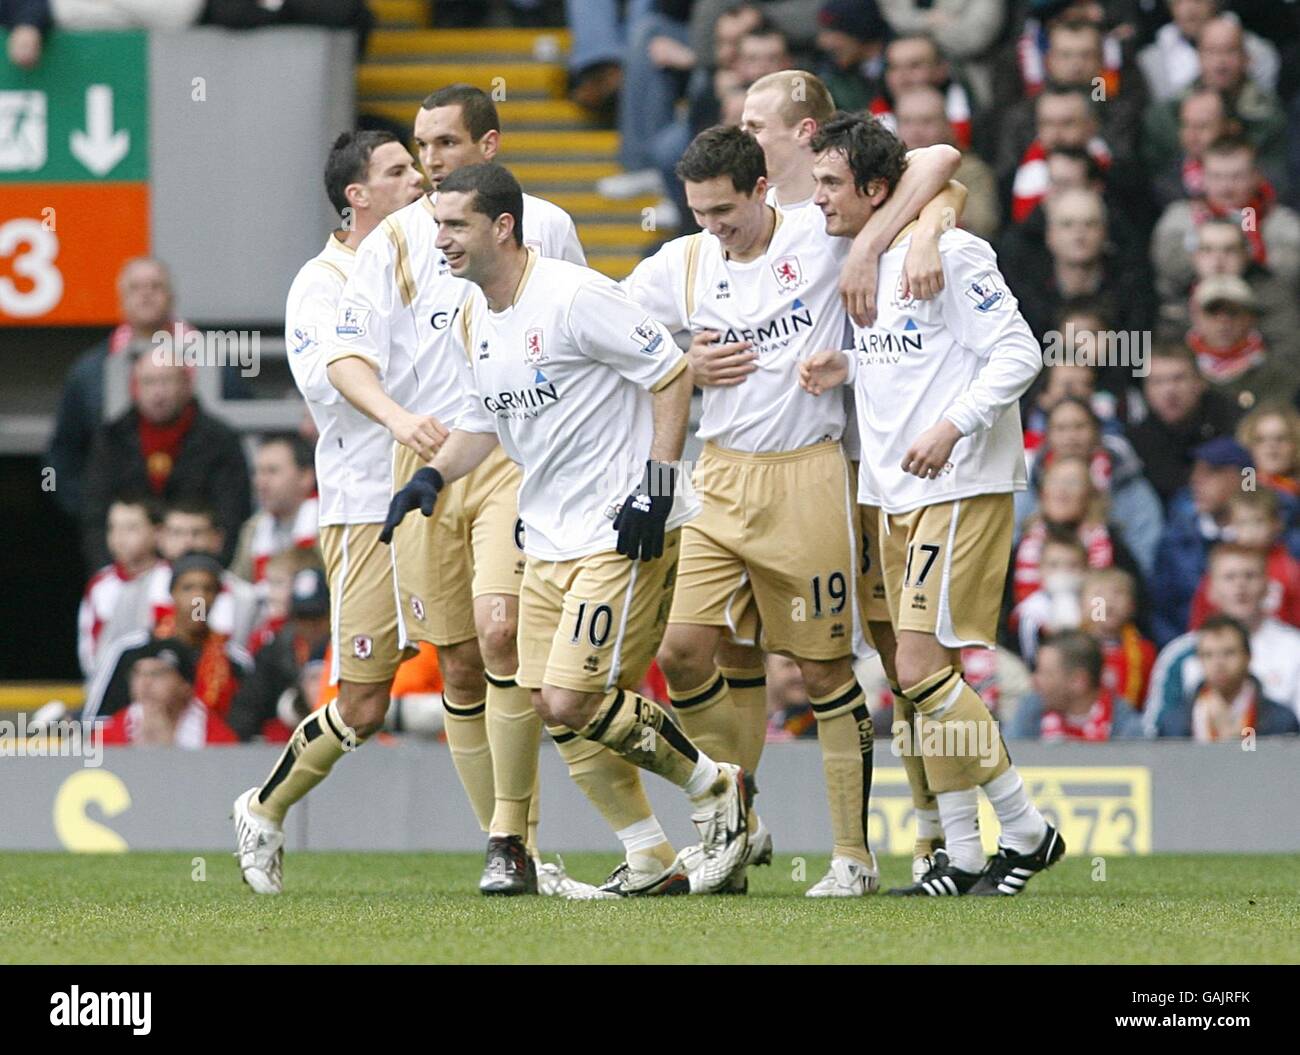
[0,30,148,183]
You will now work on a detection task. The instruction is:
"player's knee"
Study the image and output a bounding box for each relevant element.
[539,685,597,730]
[893,640,948,694]
[657,628,712,687]
[439,641,486,698]
[476,617,519,673]
[336,681,389,738]
[797,657,855,699]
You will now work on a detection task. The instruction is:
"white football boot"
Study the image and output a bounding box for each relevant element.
[232,787,284,895]
[805,852,880,897]
[535,855,611,899]
[686,762,750,894]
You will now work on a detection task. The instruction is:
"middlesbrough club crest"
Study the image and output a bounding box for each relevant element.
[772,255,803,291]
[524,327,547,364]
[353,635,372,660]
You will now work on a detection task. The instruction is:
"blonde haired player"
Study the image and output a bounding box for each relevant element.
[802,112,1064,896]
[384,161,752,896]
[233,130,429,894]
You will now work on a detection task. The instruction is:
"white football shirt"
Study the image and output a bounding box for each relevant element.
[285,234,394,525]
[846,227,1042,514]
[456,252,700,561]
[621,203,852,453]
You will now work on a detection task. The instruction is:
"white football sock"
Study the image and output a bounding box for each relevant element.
[916,807,942,841]
[936,788,983,872]
[981,767,1047,854]
[683,752,721,801]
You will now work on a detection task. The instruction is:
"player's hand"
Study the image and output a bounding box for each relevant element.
[379,467,444,544]
[688,329,756,386]
[902,230,945,301]
[799,349,849,395]
[901,419,962,480]
[389,411,448,463]
[840,240,880,328]
[614,460,675,561]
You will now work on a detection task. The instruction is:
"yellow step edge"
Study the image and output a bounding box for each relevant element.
[509,160,622,181]
[587,255,640,279]
[577,224,664,247]
[368,28,572,56]
[507,130,617,153]
[544,191,659,214]
[358,65,565,96]
[370,0,427,27]
[0,683,84,711]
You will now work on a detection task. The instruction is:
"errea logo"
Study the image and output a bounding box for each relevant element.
[50,987,151,1035]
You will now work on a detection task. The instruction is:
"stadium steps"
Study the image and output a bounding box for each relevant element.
[0,683,83,712]
[358,21,659,278]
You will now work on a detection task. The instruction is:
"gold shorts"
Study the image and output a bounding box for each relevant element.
[517,531,681,693]
[857,502,889,625]
[320,522,416,684]
[390,443,525,648]
[670,440,857,661]
[879,493,1013,648]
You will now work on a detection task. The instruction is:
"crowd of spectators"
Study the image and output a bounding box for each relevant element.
[35,1,1300,748]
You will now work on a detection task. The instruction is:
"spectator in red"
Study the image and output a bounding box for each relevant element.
[1010,529,1089,663]
[246,548,322,656]
[1152,136,1300,303]
[869,33,974,150]
[156,500,258,649]
[1007,630,1146,740]
[1003,86,1113,224]
[1019,396,1163,576]
[1126,342,1242,506]
[231,433,319,586]
[1013,456,1142,604]
[1185,275,1300,414]
[81,349,251,569]
[98,637,238,749]
[77,495,163,677]
[1153,614,1298,740]
[1237,404,1300,555]
[1080,566,1155,708]
[1188,490,1300,629]
[1150,86,1236,209]
[83,553,252,726]
[227,564,332,743]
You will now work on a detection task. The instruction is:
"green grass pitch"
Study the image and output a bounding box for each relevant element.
[2,852,1296,964]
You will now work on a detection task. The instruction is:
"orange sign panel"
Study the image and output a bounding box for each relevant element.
[0,182,149,325]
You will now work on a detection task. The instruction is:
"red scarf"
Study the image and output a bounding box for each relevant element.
[1016,21,1123,98]
[1186,329,1267,384]
[1191,183,1275,265]
[137,401,197,493]
[1181,156,1204,199]
[1101,624,1155,709]
[1191,680,1258,743]
[1039,688,1115,741]
[1013,519,1116,603]
[1011,137,1112,222]
[868,81,973,150]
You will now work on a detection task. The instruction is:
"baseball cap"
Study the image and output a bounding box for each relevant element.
[170,551,224,590]
[818,0,888,42]
[289,566,330,618]
[1195,275,1257,314]
[130,637,198,684]
[1193,436,1252,469]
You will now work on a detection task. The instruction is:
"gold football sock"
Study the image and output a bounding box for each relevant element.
[891,683,944,856]
[485,670,540,839]
[252,700,361,825]
[579,688,718,795]
[669,670,739,763]
[549,725,674,869]
[720,664,768,774]
[526,769,541,858]
[810,679,874,865]
[443,695,494,832]
[902,665,1010,795]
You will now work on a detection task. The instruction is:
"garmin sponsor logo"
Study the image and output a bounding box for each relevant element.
[856,318,924,365]
[716,299,814,346]
[50,987,151,1035]
[483,374,561,418]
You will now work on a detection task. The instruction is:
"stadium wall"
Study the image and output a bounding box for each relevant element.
[3,741,1296,855]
